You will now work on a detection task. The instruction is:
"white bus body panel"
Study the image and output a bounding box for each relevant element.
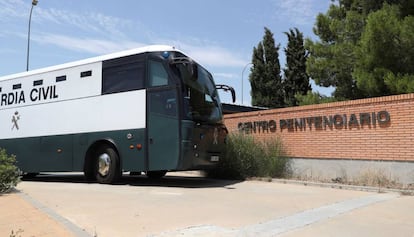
[1,62,102,106]
[0,90,146,140]
[0,60,146,140]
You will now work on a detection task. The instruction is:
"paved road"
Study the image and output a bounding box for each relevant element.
[16,172,414,237]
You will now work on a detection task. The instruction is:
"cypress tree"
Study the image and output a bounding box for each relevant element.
[283,28,311,106]
[249,27,284,108]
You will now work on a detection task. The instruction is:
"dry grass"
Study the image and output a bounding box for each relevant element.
[289,167,414,194]
[352,168,399,188]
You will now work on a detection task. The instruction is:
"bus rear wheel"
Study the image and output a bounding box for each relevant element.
[94,145,121,184]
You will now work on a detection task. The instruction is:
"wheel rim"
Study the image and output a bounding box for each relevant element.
[98,153,111,177]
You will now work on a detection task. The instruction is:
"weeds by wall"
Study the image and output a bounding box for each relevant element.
[208,134,291,180]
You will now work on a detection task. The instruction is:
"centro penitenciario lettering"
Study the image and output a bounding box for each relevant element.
[238,111,390,134]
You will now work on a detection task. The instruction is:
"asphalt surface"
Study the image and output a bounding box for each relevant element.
[3,172,414,237]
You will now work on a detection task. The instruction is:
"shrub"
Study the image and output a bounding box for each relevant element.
[208,133,290,180]
[0,148,20,193]
[262,138,291,178]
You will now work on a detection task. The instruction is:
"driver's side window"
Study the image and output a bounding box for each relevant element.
[148,60,177,117]
[149,60,169,87]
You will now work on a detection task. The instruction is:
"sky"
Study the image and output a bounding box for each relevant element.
[0,0,334,105]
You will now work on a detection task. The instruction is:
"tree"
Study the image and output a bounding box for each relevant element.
[250,27,284,108]
[354,4,414,96]
[295,91,337,106]
[283,28,311,106]
[307,0,414,100]
[306,1,365,100]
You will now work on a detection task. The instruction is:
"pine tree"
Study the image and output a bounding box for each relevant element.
[249,27,284,108]
[283,28,311,106]
[355,3,414,96]
[307,0,414,100]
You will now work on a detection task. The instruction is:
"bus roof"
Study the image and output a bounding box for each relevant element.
[0,45,182,81]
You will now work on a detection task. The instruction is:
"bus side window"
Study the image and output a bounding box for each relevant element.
[149,60,169,87]
[102,58,145,94]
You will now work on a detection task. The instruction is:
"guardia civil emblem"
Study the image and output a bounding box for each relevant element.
[11,111,20,130]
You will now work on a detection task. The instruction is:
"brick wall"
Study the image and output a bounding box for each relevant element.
[224,93,414,162]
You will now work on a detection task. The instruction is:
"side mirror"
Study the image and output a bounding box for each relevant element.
[170,57,198,81]
[216,84,236,103]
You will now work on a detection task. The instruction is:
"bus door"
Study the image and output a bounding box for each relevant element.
[146,59,180,171]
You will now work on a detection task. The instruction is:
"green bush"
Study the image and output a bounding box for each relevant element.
[208,133,291,180]
[0,148,20,193]
[263,138,291,178]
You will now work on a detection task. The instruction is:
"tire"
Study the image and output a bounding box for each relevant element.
[84,157,96,181]
[94,145,121,184]
[146,170,167,179]
[84,169,95,181]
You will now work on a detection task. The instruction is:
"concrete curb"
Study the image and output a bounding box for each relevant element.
[272,178,414,195]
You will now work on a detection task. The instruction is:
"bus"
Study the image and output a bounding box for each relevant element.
[0,45,234,184]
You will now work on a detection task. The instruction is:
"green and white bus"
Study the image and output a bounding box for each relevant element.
[0,45,234,183]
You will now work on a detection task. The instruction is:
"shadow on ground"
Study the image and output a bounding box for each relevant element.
[21,172,241,189]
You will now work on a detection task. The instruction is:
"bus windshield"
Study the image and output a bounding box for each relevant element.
[172,62,223,124]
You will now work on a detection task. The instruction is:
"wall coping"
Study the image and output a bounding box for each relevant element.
[224,93,414,119]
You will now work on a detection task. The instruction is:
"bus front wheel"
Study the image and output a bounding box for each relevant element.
[94,145,121,184]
